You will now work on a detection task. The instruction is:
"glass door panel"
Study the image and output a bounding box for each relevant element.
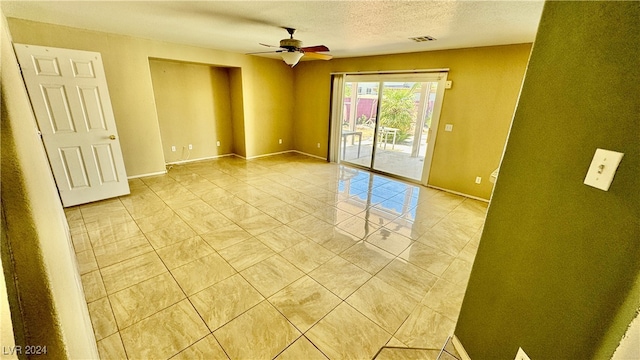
[373,81,439,181]
[334,72,446,185]
[340,81,379,168]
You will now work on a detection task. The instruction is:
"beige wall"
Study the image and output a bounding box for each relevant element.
[229,68,246,157]
[6,18,528,199]
[1,13,98,358]
[6,18,295,176]
[293,44,531,199]
[241,57,295,157]
[149,60,235,161]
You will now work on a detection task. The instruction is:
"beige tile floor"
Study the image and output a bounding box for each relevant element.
[65,153,486,360]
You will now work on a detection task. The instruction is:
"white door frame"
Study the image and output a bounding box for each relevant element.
[420,72,448,186]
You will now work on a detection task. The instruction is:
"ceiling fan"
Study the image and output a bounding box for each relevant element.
[249,27,332,67]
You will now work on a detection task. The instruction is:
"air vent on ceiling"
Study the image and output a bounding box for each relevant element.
[409,36,437,42]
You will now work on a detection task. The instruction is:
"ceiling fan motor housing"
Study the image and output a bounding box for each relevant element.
[280,38,303,51]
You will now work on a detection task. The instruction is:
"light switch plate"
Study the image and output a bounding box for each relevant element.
[445,80,452,89]
[445,124,453,132]
[515,347,531,360]
[584,148,624,191]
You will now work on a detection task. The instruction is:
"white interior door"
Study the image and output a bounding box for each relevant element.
[14,44,130,207]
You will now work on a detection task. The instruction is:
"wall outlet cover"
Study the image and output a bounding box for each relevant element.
[445,124,453,132]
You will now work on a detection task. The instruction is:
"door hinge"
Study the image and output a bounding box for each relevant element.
[36,129,42,138]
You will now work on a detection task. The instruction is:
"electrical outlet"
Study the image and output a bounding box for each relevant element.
[279,139,282,144]
[317,143,321,148]
[475,176,482,184]
[188,144,193,150]
[514,347,530,360]
[445,124,454,132]
[216,141,221,147]
[171,145,176,152]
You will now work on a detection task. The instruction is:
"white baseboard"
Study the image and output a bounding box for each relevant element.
[452,335,472,360]
[130,152,320,178]
[127,170,166,179]
[166,153,233,165]
[236,150,327,160]
[238,150,294,160]
[291,150,328,161]
[427,185,490,203]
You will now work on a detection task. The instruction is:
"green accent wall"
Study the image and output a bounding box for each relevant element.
[455,1,640,358]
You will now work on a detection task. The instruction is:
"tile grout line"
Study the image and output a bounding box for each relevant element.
[80,197,130,359]
[78,154,484,359]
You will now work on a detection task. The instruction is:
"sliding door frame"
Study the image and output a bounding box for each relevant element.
[329,70,449,186]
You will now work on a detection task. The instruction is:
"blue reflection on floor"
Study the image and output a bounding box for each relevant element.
[338,165,425,218]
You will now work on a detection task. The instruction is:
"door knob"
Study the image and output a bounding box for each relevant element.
[109,135,116,140]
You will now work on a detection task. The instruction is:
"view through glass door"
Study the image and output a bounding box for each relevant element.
[338,73,447,183]
[340,81,378,168]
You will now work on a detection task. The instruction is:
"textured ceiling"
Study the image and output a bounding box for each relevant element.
[1,1,544,58]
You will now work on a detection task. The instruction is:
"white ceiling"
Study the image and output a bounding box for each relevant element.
[1,1,545,59]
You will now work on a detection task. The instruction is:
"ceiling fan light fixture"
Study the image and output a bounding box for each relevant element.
[281,51,304,67]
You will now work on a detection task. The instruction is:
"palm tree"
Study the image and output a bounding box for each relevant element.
[379,83,419,142]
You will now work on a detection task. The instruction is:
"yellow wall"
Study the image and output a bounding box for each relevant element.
[293,44,532,199]
[241,57,295,157]
[7,18,529,199]
[229,68,246,157]
[1,12,98,358]
[6,18,295,175]
[149,60,235,161]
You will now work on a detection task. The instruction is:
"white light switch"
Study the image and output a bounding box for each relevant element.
[583,148,624,191]
[445,124,453,132]
[445,80,453,89]
[514,347,531,360]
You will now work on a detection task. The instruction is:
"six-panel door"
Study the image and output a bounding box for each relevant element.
[15,44,130,207]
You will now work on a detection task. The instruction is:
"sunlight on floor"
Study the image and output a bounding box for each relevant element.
[66,153,487,359]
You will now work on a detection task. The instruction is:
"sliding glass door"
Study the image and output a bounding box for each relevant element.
[336,72,447,184]
[340,81,379,167]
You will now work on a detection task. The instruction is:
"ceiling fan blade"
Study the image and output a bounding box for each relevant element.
[303,52,333,60]
[301,45,330,53]
[259,43,281,48]
[247,50,284,55]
